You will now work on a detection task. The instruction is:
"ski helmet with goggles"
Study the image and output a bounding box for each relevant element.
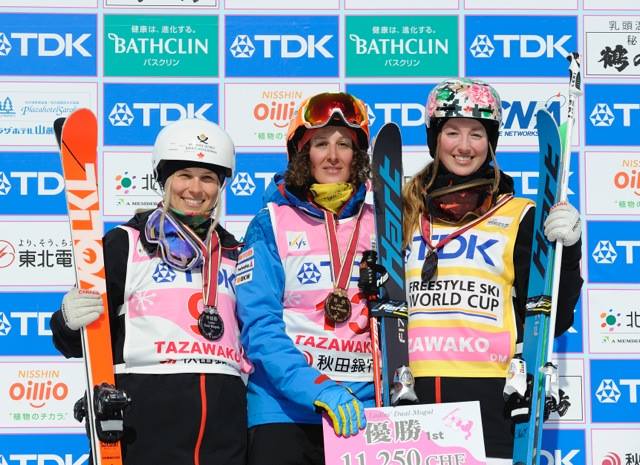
[425,78,502,158]
[286,92,370,160]
[152,118,235,188]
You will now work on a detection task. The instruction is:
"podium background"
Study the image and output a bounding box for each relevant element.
[1,1,639,463]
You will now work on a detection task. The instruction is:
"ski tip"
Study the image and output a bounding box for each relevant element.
[53,118,65,149]
[373,122,402,146]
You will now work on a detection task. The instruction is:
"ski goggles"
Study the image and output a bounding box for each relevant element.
[144,208,204,272]
[290,93,370,150]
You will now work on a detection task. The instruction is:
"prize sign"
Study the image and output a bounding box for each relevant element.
[323,401,486,465]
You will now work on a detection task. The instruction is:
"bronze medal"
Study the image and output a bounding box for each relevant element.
[198,306,224,341]
[421,249,439,283]
[324,290,352,323]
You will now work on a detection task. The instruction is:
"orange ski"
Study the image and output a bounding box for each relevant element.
[58,108,125,465]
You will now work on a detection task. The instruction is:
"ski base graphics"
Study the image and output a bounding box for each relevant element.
[365,122,416,407]
[511,109,568,465]
[58,108,129,465]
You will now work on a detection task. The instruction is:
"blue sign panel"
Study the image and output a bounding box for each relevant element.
[0,13,96,76]
[225,153,287,216]
[346,83,432,147]
[0,292,64,356]
[0,433,89,464]
[225,15,339,77]
[541,429,586,465]
[103,83,218,146]
[585,84,640,146]
[0,152,66,215]
[587,221,640,284]
[591,359,640,422]
[465,15,577,77]
[496,151,579,207]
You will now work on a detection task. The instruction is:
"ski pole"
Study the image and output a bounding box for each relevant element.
[543,52,582,401]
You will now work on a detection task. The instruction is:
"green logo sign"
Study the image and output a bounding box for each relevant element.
[104,15,218,77]
[346,16,458,77]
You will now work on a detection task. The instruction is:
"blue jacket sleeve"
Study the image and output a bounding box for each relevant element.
[236,208,340,412]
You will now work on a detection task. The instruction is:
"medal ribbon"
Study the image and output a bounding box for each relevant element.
[421,194,514,252]
[324,203,365,293]
[180,222,221,309]
[202,230,222,309]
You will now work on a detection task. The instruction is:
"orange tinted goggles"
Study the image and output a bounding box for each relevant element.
[301,93,368,130]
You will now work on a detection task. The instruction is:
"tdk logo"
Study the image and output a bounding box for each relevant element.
[592,360,640,422]
[595,378,640,404]
[465,16,577,77]
[0,454,88,465]
[0,31,92,57]
[592,240,640,265]
[541,429,585,465]
[589,102,640,128]
[592,241,617,264]
[108,102,212,128]
[590,104,615,127]
[0,312,11,336]
[412,233,501,269]
[0,171,63,196]
[153,263,176,283]
[0,14,97,76]
[585,84,640,146]
[225,16,338,77]
[225,153,286,216]
[0,312,53,337]
[229,34,332,59]
[588,221,640,283]
[595,379,621,403]
[297,263,321,285]
[0,153,68,215]
[104,83,218,146]
[229,35,255,58]
[469,34,571,59]
[230,173,257,196]
[346,84,432,146]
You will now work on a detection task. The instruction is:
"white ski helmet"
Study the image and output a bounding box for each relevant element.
[152,118,235,188]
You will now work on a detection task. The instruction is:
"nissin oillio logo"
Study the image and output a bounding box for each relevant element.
[613,160,640,196]
[253,97,302,129]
